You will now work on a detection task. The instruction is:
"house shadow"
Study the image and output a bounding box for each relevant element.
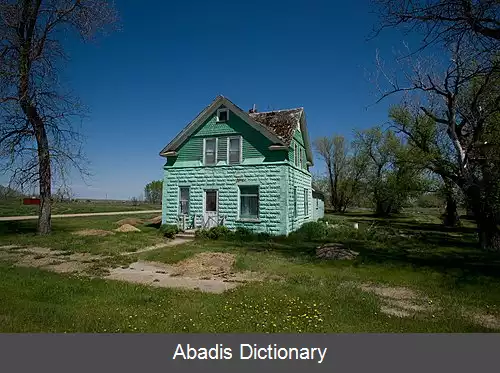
[347,239,500,283]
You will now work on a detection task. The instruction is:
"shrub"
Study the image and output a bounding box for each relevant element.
[159,224,179,238]
[207,226,232,240]
[292,221,329,241]
[195,226,232,240]
[234,227,255,241]
[195,229,210,239]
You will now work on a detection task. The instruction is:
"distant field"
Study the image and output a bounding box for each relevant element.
[0,199,161,217]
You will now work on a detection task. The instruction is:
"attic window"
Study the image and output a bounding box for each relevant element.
[217,108,229,122]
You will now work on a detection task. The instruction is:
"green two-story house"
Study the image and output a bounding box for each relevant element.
[159,95,324,235]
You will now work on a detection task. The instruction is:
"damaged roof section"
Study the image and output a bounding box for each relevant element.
[250,108,303,146]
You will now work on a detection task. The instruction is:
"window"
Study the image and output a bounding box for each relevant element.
[299,148,303,169]
[316,198,319,210]
[217,108,229,122]
[304,188,309,216]
[239,185,259,220]
[205,190,217,212]
[179,187,190,215]
[204,138,217,165]
[228,137,241,164]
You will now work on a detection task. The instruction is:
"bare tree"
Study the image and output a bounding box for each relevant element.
[0,0,118,234]
[372,0,500,51]
[314,135,368,212]
[374,39,500,249]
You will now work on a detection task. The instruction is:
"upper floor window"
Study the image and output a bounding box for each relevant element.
[204,138,217,165]
[217,108,229,122]
[228,137,242,164]
[299,148,303,169]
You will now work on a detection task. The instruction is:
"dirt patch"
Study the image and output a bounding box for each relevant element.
[380,306,411,318]
[72,229,115,237]
[115,218,145,227]
[106,252,270,293]
[144,215,162,226]
[170,252,264,282]
[360,283,438,318]
[468,312,500,330]
[171,252,235,277]
[316,244,359,260]
[114,224,141,233]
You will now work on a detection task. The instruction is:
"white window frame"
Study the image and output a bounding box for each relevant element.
[216,108,229,122]
[227,136,243,165]
[203,137,218,166]
[299,147,303,169]
[238,185,260,221]
[178,186,190,215]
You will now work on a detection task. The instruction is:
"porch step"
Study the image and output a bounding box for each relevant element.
[176,230,196,239]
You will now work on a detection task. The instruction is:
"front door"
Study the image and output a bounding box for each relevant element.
[204,190,218,228]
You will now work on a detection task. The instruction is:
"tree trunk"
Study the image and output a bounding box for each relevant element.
[467,184,500,251]
[476,213,500,251]
[442,180,460,227]
[35,119,52,235]
[443,195,460,227]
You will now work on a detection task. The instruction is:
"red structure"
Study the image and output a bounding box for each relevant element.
[23,198,40,205]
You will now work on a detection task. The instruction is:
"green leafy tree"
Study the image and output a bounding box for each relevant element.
[144,180,162,204]
[354,126,428,216]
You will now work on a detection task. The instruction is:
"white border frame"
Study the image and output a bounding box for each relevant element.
[227,136,243,165]
[178,186,190,216]
[237,184,260,221]
[203,138,218,166]
[216,108,229,122]
[203,188,219,223]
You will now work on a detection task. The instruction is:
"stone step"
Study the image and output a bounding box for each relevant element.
[176,232,195,239]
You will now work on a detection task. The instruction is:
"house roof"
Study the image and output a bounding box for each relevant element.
[249,108,303,146]
[159,95,313,165]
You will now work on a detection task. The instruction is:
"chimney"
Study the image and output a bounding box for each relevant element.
[249,104,257,113]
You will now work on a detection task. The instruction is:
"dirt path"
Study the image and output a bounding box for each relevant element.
[0,210,162,222]
[120,239,193,256]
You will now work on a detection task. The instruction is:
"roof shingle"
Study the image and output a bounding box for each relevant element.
[249,108,303,146]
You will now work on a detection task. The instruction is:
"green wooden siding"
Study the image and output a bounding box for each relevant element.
[168,105,287,166]
[293,128,305,146]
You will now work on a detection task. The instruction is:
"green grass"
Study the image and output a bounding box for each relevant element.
[0,214,164,255]
[0,210,499,332]
[0,198,161,217]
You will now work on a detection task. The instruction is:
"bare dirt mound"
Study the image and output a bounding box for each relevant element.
[360,283,439,318]
[115,218,145,227]
[171,252,235,277]
[316,244,359,260]
[114,224,141,233]
[72,229,115,237]
[467,312,500,330]
[144,215,162,226]
[106,252,270,293]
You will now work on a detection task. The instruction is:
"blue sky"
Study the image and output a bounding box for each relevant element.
[3,0,419,200]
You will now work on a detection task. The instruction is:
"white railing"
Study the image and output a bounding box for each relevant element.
[177,214,226,230]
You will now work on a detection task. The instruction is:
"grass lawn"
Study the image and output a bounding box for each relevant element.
[0,198,161,217]
[0,214,164,255]
[0,210,500,332]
